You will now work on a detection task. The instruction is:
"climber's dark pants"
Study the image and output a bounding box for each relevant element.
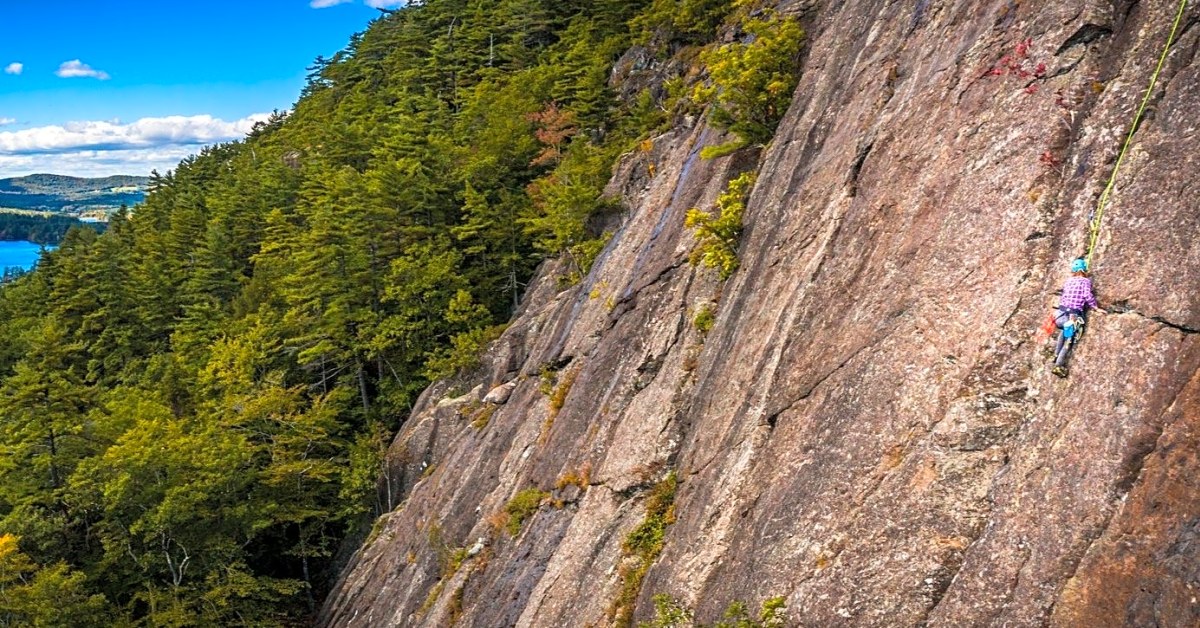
[1054,308,1087,368]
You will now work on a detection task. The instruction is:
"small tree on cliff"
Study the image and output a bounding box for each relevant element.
[694,9,805,157]
[686,171,756,280]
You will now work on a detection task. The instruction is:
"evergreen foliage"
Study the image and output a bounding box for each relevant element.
[0,213,104,245]
[632,0,737,46]
[0,534,108,627]
[693,7,804,152]
[686,171,756,279]
[642,594,694,628]
[714,596,788,628]
[611,472,678,627]
[503,488,550,536]
[639,593,787,628]
[693,303,716,335]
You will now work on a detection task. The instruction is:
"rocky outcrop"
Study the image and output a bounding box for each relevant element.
[321,0,1200,625]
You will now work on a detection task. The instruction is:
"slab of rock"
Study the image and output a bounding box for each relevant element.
[321,1,1200,626]
[483,381,518,405]
[435,384,481,408]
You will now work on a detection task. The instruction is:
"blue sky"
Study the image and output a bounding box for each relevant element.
[0,0,404,178]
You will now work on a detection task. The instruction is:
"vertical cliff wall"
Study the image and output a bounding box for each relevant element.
[322,0,1200,625]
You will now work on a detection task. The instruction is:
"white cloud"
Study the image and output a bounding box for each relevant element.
[56,59,111,80]
[0,113,274,177]
[3,63,22,75]
[0,148,201,178]
[311,1,407,10]
[0,118,15,126]
[0,114,271,155]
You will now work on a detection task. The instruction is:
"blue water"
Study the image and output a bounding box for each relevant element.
[0,240,50,272]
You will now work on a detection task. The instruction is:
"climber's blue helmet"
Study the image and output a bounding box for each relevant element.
[1071,258,1088,273]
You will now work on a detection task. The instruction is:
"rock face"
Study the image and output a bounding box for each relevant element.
[321,0,1200,626]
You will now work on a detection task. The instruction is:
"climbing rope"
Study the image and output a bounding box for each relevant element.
[1085,0,1190,265]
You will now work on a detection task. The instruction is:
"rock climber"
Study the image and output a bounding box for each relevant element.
[1051,258,1099,377]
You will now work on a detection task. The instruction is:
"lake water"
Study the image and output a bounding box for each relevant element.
[0,240,50,272]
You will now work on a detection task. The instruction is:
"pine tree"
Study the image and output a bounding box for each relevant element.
[0,317,94,561]
[0,534,108,626]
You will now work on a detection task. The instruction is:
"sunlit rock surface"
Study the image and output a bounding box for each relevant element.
[322,0,1200,625]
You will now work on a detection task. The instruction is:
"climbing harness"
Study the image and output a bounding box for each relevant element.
[1062,313,1083,339]
[1085,0,1190,265]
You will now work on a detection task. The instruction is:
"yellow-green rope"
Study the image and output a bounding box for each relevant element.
[1085,0,1190,265]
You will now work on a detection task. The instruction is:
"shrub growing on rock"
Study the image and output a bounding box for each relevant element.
[610,472,678,626]
[686,171,756,279]
[503,488,550,536]
[693,303,716,335]
[694,9,805,154]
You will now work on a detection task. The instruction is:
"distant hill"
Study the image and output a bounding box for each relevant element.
[0,174,149,215]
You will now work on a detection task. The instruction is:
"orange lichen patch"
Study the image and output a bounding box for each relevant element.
[909,459,938,492]
[933,535,970,552]
[880,443,907,471]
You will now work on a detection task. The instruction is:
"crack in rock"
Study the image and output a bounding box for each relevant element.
[764,340,875,428]
[1055,24,1114,56]
[1103,305,1200,335]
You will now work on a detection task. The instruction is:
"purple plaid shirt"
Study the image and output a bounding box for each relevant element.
[1060,276,1098,312]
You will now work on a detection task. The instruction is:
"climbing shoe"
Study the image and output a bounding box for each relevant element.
[1052,366,1069,378]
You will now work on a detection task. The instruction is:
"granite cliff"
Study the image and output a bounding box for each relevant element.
[322,0,1200,625]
